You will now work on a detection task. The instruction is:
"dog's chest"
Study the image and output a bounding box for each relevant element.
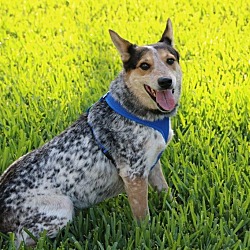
[144,129,167,169]
[113,122,171,179]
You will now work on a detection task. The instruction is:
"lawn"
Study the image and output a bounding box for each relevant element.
[0,0,249,249]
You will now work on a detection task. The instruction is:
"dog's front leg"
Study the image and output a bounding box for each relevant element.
[149,161,172,196]
[121,175,149,221]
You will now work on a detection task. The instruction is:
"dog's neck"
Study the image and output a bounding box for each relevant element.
[109,73,172,121]
[104,92,170,142]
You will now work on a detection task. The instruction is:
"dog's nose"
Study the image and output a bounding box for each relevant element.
[158,77,173,89]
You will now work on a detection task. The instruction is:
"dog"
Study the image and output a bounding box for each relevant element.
[0,18,182,246]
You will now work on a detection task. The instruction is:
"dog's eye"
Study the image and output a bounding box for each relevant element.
[139,63,151,71]
[166,58,175,65]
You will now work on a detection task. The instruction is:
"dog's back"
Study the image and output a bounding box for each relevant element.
[0,113,124,236]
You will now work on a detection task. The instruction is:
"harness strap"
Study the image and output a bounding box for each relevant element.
[88,92,171,170]
[87,120,116,166]
[104,93,170,142]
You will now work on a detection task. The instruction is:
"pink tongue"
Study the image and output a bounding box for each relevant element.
[156,90,176,111]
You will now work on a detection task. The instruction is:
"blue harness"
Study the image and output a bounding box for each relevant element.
[88,92,170,170]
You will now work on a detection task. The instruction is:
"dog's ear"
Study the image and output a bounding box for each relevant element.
[159,18,174,46]
[109,30,133,63]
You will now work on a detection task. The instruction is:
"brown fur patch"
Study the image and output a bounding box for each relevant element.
[156,48,178,70]
[121,176,149,220]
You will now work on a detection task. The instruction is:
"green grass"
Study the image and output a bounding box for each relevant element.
[0,0,249,249]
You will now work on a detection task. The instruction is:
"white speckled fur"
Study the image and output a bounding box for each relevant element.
[0,18,182,247]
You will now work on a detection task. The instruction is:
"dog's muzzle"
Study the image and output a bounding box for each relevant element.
[144,76,176,112]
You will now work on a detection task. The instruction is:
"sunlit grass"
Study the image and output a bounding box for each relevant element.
[0,0,249,249]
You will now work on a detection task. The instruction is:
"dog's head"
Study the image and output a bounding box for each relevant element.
[109,19,182,116]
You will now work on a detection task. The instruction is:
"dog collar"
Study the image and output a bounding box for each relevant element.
[103,92,170,143]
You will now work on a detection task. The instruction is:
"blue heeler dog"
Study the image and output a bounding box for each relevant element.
[0,18,182,246]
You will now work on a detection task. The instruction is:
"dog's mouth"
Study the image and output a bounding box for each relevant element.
[144,85,176,112]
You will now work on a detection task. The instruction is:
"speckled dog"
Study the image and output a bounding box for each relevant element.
[0,18,182,246]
